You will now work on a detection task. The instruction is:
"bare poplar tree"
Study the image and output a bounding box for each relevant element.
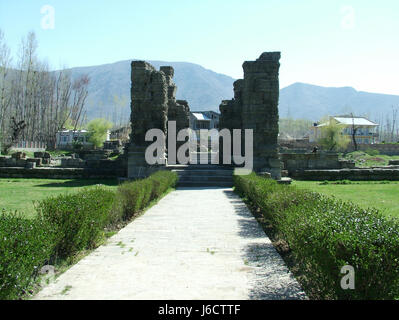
[0,30,90,151]
[0,29,13,151]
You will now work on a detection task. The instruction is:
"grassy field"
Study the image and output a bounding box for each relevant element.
[293,180,399,219]
[0,178,119,218]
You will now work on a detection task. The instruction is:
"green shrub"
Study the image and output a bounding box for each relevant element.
[115,170,178,222]
[115,180,147,221]
[365,148,380,156]
[234,173,399,299]
[35,186,116,258]
[0,212,55,300]
[148,170,178,199]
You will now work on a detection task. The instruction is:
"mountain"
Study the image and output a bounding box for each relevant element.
[279,82,399,121]
[65,60,399,122]
[65,60,235,121]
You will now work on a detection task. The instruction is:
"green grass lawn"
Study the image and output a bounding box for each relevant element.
[0,178,119,218]
[293,180,399,219]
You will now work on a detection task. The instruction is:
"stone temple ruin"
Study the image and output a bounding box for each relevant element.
[128,52,282,180]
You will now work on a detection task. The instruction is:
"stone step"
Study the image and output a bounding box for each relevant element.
[167,164,233,171]
[172,170,233,177]
[169,165,234,187]
[178,176,233,182]
[178,181,233,188]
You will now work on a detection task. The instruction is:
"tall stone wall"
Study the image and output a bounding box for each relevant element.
[128,62,190,178]
[219,52,282,179]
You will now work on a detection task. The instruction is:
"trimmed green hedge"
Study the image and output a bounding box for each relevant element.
[0,213,55,300]
[36,187,116,258]
[114,170,178,222]
[234,173,399,300]
[0,170,177,300]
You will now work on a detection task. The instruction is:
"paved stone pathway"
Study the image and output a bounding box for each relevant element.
[34,188,306,300]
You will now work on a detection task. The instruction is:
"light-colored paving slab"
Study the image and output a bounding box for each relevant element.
[34,188,306,300]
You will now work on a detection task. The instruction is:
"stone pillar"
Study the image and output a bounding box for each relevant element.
[218,52,282,179]
[242,52,281,179]
[128,61,168,178]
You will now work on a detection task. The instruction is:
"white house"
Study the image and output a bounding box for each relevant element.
[55,129,111,149]
[309,115,379,144]
[189,111,220,131]
[189,111,220,143]
[55,130,90,148]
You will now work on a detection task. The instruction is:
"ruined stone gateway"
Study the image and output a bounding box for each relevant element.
[128,52,282,180]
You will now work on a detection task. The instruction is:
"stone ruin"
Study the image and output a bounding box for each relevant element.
[128,52,282,180]
[219,52,282,179]
[128,61,190,178]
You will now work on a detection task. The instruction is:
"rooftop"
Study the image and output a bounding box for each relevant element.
[191,112,211,121]
[318,116,378,127]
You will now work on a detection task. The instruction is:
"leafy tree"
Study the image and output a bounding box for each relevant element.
[279,118,313,139]
[86,118,113,149]
[318,118,350,151]
[63,117,84,130]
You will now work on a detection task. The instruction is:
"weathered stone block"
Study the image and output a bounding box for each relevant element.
[25,162,36,169]
[16,159,27,167]
[34,152,44,158]
[6,158,16,166]
[12,152,26,160]
[27,158,42,166]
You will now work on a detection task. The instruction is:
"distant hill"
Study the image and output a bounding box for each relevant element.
[65,60,235,121]
[65,60,399,122]
[279,82,399,121]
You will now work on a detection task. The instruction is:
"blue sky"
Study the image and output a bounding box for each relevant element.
[1,0,398,94]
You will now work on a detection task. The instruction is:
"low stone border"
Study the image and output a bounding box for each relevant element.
[0,167,126,179]
[291,168,399,181]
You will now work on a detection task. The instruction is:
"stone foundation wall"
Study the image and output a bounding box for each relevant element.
[59,158,126,170]
[291,168,399,181]
[279,139,316,152]
[0,167,125,179]
[1,154,127,177]
[279,140,399,156]
[281,153,355,171]
[0,156,42,168]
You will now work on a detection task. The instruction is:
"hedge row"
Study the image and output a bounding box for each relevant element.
[36,187,116,259]
[0,213,55,299]
[234,173,399,300]
[0,170,177,300]
[114,170,178,222]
